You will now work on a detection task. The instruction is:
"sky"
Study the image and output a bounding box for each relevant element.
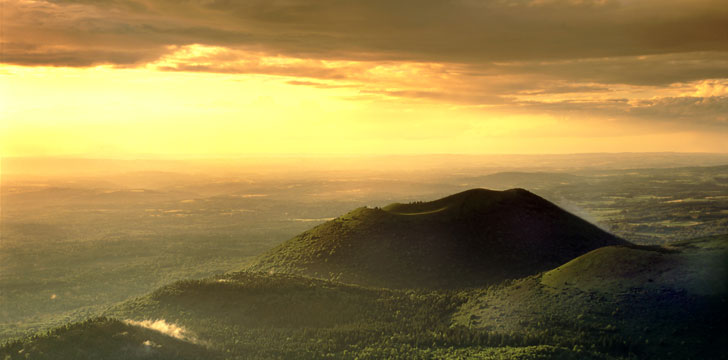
[1,0,727,157]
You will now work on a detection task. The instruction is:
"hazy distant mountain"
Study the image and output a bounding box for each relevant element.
[463,172,584,190]
[248,188,628,288]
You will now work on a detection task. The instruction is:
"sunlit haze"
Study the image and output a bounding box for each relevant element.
[2,0,727,158]
[1,2,728,356]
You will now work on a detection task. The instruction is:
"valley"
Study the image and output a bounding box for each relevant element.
[1,156,727,359]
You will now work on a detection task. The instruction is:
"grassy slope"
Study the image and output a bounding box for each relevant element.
[541,238,727,295]
[0,317,218,360]
[7,234,724,359]
[2,272,622,359]
[104,272,455,329]
[454,234,728,360]
[249,188,627,289]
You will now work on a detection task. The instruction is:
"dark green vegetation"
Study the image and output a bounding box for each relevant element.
[0,318,215,360]
[3,235,725,359]
[541,237,727,296]
[455,234,728,360]
[2,157,727,356]
[0,273,623,359]
[249,189,626,288]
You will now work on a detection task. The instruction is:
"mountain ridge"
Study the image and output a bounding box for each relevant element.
[248,188,628,289]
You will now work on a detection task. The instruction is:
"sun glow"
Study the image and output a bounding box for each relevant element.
[1,63,566,157]
[2,58,727,158]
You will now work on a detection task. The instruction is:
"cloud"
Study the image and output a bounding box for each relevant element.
[510,95,728,130]
[4,0,728,132]
[149,45,352,79]
[628,96,728,127]
[516,84,612,95]
[492,52,728,86]
[4,0,727,67]
[286,80,352,89]
[694,80,728,97]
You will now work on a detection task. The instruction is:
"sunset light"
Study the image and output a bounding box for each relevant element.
[2,0,727,157]
[1,1,727,359]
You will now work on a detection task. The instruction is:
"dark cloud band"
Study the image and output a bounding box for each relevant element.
[5,0,728,67]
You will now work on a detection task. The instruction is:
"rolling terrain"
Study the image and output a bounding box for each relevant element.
[454,234,728,359]
[2,188,726,359]
[2,163,726,341]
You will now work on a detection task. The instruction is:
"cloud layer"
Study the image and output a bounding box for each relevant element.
[3,0,728,131]
[5,0,728,67]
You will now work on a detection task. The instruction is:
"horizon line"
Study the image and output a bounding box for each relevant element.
[4,151,728,161]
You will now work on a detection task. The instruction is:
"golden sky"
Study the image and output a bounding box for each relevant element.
[2,0,727,157]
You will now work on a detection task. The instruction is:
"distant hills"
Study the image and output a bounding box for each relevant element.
[463,171,583,190]
[248,188,628,288]
[2,187,726,359]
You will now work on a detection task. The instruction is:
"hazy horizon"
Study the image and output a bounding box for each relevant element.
[3,0,728,157]
[4,152,728,178]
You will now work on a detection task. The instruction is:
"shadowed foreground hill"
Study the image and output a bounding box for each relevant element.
[0,318,218,360]
[541,236,728,296]
[248,188,628,288]
[455,234,728,360]
[3,272,629,360]
[3,233,724,359]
